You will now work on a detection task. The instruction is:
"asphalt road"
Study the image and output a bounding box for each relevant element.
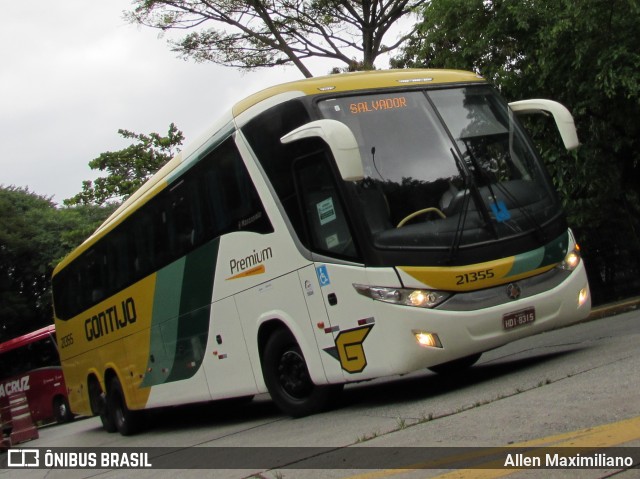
[2,307,640,479]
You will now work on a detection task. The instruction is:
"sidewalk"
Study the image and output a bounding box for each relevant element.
[587,296,640,321]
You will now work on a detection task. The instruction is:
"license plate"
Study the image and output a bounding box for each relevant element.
[503,307,536,330]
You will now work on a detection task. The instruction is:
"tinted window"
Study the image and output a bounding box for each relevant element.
[242,100,311,243]
[53,138,272,320]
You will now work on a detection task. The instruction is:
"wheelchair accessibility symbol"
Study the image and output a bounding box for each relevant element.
[316,265,331,287]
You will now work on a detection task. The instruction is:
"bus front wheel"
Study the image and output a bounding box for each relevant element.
[262,328,342,418]
[106,377,142,436]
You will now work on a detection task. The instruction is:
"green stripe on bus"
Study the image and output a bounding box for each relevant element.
[142,239,219,388]
[165,238,219,383]
[141,258,185,388]
[507,231,568,277]
[541,230,569,265]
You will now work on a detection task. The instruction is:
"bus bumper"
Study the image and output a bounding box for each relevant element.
[357,262,591,379]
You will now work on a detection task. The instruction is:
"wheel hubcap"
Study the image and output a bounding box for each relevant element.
[278,350,312,399]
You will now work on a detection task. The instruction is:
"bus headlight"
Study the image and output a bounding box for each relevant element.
[557,244,582,271]
[354,284,450,308]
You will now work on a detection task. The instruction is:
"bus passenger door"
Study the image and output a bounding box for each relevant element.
[291,149,381,381]
[299,263,379,383]
[298,264,342,384]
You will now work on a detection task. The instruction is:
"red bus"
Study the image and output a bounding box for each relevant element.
[0,325,73,425]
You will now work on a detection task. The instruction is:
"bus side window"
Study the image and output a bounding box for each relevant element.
[241,100,310,241]
[84,246,107,304]
[106,229,131,294]
[53,138,272,321]
[294,147,357,258]
[202,164,228,235]
[168,178,202,255]
[201,139,273,237]
[132,206,157,276]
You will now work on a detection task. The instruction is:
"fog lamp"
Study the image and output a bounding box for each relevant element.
[578,287,589,307]
[412,330,442,348]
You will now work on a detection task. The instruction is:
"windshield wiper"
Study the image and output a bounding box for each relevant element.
[464,147,548,245]
[448,148,498,263]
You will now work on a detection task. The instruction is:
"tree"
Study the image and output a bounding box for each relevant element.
[394,0,640,224]
[394,0,640,303]
[126,0,427,77]
[0,187,114,341]
[1,124,182,340]
[0,187,53,339]
[65,123,184,207]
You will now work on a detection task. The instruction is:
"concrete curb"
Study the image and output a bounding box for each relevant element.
[587,296,640,321]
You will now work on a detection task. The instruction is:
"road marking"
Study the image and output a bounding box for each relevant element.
[341,415,640,479]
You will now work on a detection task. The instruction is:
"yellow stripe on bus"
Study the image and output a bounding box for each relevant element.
[232,69,484,116]
[226,264,266,280]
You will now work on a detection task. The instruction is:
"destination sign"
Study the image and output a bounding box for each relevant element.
[349,96,408,114]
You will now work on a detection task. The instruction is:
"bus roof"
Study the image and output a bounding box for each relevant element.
[0,324,56,354]
[52,69,484,275]
[232,69,484,116]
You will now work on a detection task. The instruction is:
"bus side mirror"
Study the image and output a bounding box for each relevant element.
[281,119,365,181]
[509,99,580,151]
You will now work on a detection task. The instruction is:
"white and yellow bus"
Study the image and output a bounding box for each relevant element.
[52,69,591,435]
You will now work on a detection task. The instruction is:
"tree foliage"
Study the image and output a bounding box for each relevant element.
[394,0,640,227]
[394,0,640,302]
[0,187,115,341]
[1,124,178,340]
[64,123,184,207]
[127,0,427,76]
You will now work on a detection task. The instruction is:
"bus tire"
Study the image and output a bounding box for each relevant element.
[262,328,342,418]
[89,378,116,432]
[100,410,117,433]
[53,396,74,423]
[428,353,482,375]
[107,377,142,436]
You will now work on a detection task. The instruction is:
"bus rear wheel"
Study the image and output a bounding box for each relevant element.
[88,378,116,432]
[107,377,142,436]
[262,328,342,418]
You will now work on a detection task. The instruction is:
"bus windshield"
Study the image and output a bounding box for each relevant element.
[317,85,560,251]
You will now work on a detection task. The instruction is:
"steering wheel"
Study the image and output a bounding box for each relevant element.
[396,207,446,228]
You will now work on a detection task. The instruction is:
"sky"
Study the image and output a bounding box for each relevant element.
[0,1,330,205]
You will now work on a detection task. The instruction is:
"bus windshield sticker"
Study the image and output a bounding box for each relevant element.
[490,200,511,223]
[317,197,337,225]
[326,234,339,249]
[304,280,314,296]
